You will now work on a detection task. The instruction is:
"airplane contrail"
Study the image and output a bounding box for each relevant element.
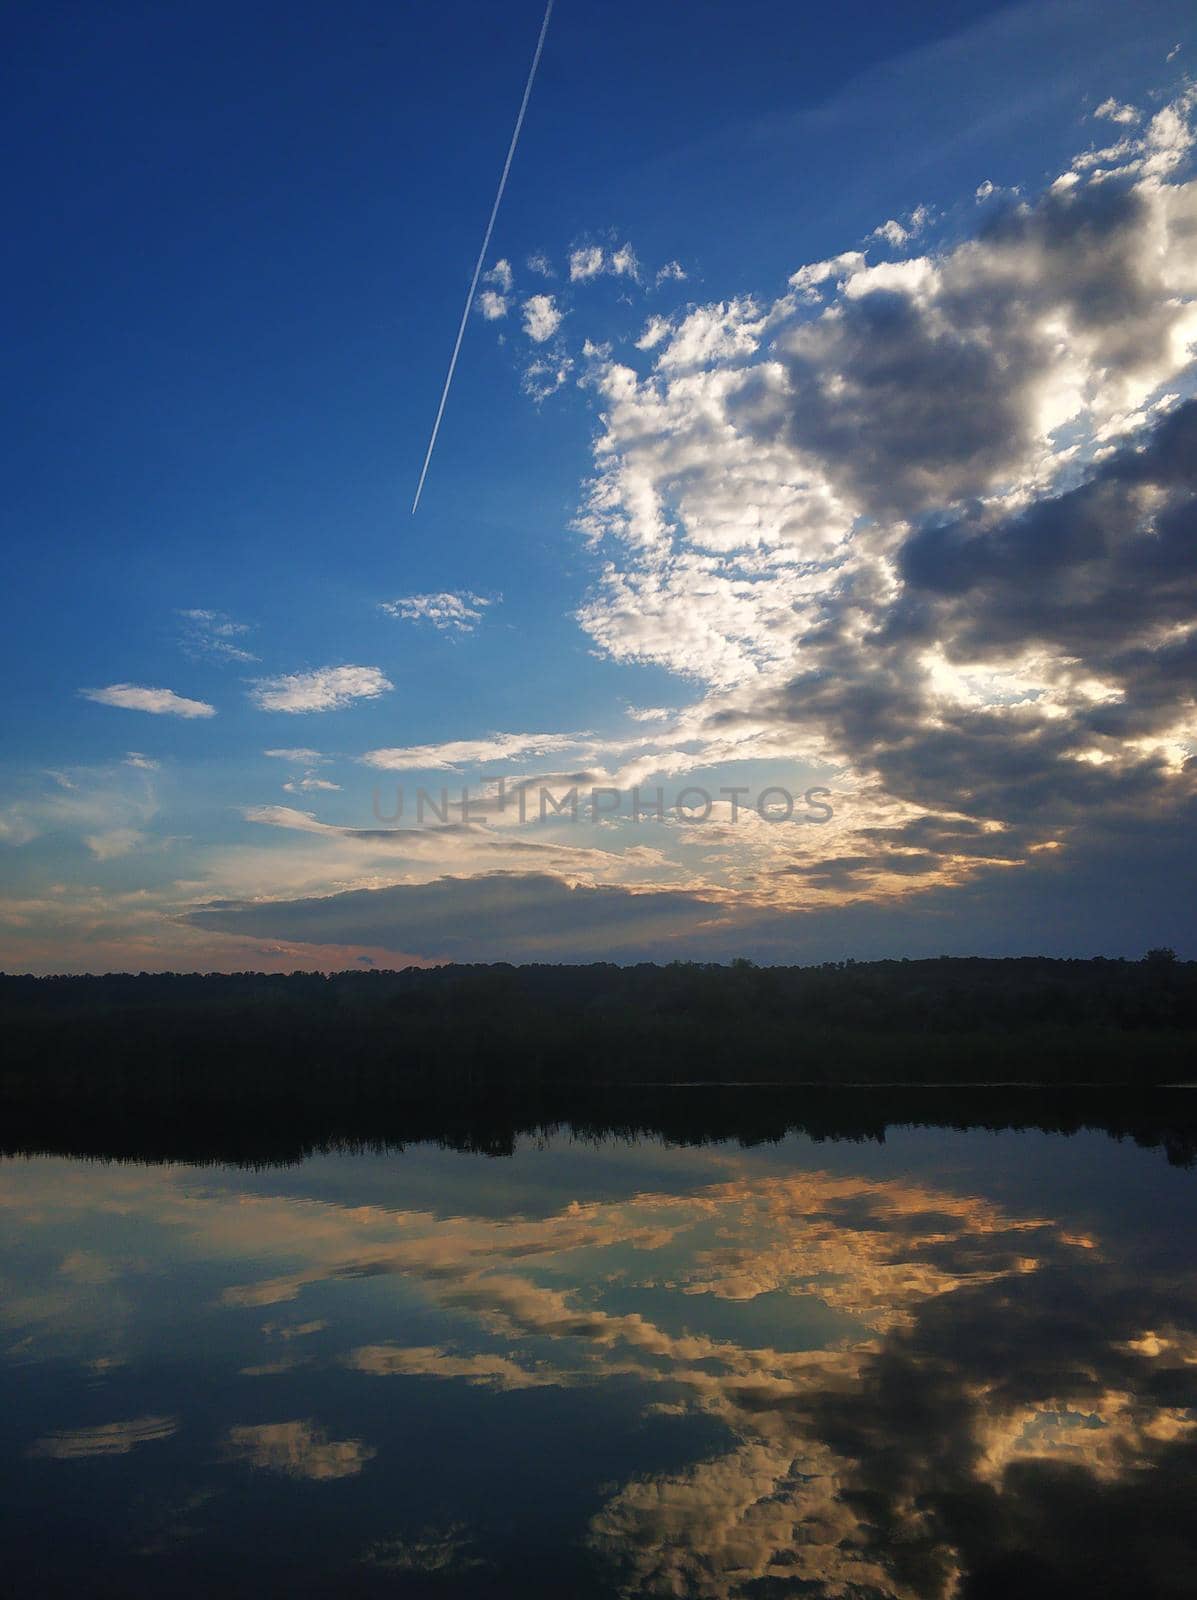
[411,0,555,514]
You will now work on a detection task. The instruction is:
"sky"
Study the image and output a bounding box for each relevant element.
[2,0,1196,971]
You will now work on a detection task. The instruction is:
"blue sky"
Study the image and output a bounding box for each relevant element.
[3,0,1196,969]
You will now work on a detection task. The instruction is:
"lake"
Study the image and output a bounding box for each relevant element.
[4,1119,1197,1597]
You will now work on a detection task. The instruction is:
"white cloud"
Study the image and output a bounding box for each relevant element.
[178,608,256,663]
[249,666,392,714]
[975,179,996,201]
[609,242,640,279]
[655,260,687,285]
[522,293,563,342]
[527,251,554,277]
[362,730,590,772]
[123,752,159,770]
[653,298,766,372]
[477,290,509,320]
[82,685,216,718]
[635,315,672,351]
[576,556,817,688]
[477,261,514,319]
[85,827,148,860]
[1094,97,1141,125]
[871,205,930,248]
[283,777,342,794]
[241,805,352,837]
[788,251,866,300]
[568,241,642,285]
[872,217,909,246]
[484,258,513,293]
[569,246,605,281]
[522,353,572,402]
[379,592,493,633]
[263,748,328,764]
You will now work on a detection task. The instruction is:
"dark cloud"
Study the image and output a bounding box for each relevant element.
[756,180,1180,521]
[801,1242,1197,1599]
[746,398,1197,876]
[901,399,1197,663]
[188,872,736,963]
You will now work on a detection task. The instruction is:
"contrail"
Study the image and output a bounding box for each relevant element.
[411,0,555,514]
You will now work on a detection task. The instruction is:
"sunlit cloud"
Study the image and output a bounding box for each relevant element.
[222,1419,375,1480]
[28,1415,178,1459]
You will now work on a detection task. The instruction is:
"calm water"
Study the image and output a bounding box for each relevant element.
[4,1124,1197,1598]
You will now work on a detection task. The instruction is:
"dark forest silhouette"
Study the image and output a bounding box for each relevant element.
[2,956,1195,1166]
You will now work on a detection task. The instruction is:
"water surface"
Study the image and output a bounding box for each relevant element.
[4,1124,1197,1597]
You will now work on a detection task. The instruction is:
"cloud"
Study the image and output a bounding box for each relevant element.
[569,245,605,281]
[28,1415,177,1459]
[522,293,563,342]
[655,260,687,285]
[123,752,159,770]
[178,608,256,663]
[187,871,736,962]
[378,592,493,633]
[652,297,767,372]
[476,289,509,320]
[522,352,573,401]
[81,685,216,718]
[484,257,513,293]
[361,729,591,772]
[870,204,930,248]
[84,827,148,860]
[249,666,392,714]
[556,86,1197,928]
[477,260,513,317]
[526,251,554,277]
[569,243,642,284]
[787,250,866,300]
[282,777,341,794]
[609,242,640,279]
[222,1419,374,1480]
[1095,96,1141,125]
[345,1343,562,1390]
[635,315,672,351]
[239,805,382,837]
[264,747,328,764]
[360,1524,489,1577]
[0,760,162,859]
